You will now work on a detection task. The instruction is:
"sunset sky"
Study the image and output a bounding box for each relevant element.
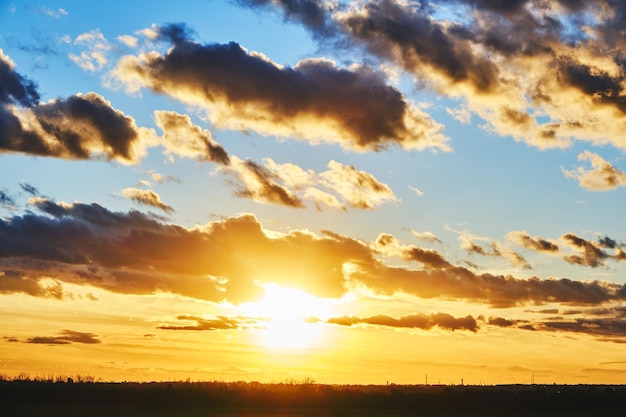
[2,0,626,386]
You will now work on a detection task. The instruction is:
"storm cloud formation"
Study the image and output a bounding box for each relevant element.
[115,26,448,152]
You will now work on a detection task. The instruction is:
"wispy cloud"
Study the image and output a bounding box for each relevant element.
[40,6,68,19]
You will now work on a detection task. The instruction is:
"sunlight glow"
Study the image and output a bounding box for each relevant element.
[240,283,332,350]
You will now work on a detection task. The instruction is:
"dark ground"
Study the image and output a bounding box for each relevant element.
[1,380,624,416]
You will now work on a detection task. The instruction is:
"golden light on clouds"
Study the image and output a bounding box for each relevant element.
[3,0,626,387]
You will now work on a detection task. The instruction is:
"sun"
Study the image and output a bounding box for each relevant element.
[240,283,333,350]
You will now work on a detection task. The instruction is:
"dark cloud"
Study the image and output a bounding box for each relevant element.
[511,230,626,267]
[235,0,337,37]
[598,236,622,249]
[234,0,626,150]
[328,312,478,332]
[487,316,525,328]
[25,330,101,345]
[0,190,16,208]
[488,305,626,341]
[19,182,40,196]
[2,198,625,308]
[157,315,244,331]
[351,253,625,307]
[0,270,65,298]
[30,93,145,161]
[0,51,152,162]
[116,37,447,152]
[402,246,454,269]
[562,233,610,268]
[0,50,39,107]
[0,200,369,302]
[339,0,500,93]
[155,23,195,44]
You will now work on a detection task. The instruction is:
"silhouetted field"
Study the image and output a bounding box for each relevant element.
[1,379,624,416]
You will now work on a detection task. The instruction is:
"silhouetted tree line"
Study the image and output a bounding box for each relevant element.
[1,379,625,416]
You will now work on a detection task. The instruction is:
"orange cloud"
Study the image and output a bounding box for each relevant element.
[1,199,625,308]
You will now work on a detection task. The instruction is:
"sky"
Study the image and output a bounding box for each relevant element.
[1,0,626,386]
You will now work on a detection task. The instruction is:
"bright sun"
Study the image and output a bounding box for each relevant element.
[240,283,332,350]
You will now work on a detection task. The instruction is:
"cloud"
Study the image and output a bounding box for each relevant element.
[121,187,175,213]
[0,190,16,209]
[115,30,449,152]
[154,110,230,164]
[19,182,41,196]
[488,307,626,341]
[318,160,397,209]
[0,270,65,298]
[0,52,154,162]
[157,315,244,331]
[223,156,305,208]
[408,229,442,244]
[0,200,369,302]
[243,0,626,151]
[2,198,626,308]
[144,169,180,185]
[561,233,611,268]
[508,231,560,253]
[562,151,626,191]
[510,230,626,268]
[221,157,397,210]
[24,330,101,345]
[117,35,139,48]
[235,0,337,38]
[408,185,424,197]
[328,312,478,332]
[68,29,112,72]
[40,6,68,18]
[0,49,39,107]
[351,254,626,308]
